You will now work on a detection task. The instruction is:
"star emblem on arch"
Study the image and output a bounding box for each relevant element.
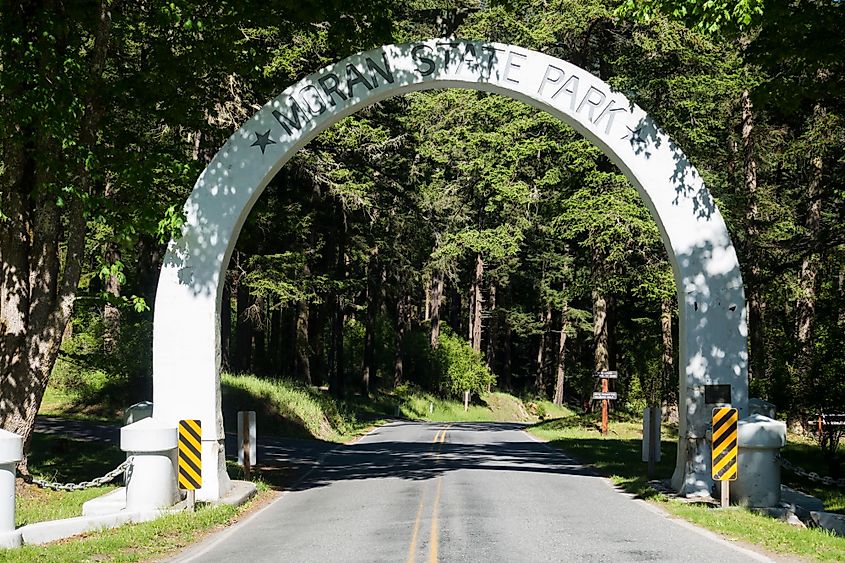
[251,129,276,154]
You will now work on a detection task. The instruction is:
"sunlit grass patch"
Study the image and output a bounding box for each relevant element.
[666,502,845,561]
[221,372,379,442]
[5,492,271,562]
[393,386,535,422]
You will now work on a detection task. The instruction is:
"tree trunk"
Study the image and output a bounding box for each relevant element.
[330,203,347,397]
[254,295,266,375]
[362,247,379,395]
[607,295,618,371]
[447,284,462,335]
[502,323,513,391]
[661,297,675,406]
[486,282,497,372]
[553,305,569,406]
[295,298,311,385]
[135,234,162,305]
[593,289,609,372]
[394,296,406,387]
[741,89,766,383]
[535,302,552,396]
[103,243,121,354]
[234,273,253,373]
[269,302,282,375]
[0,0,113,469]
[794,150,824,400]
[424,273,431,322]
[471,253,484,353]
[501,286,513,391]
[429,270,444,349]
[330,295,344,395]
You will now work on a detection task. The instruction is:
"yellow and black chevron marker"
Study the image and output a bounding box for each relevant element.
[178,419,202,490]
[711,407,738,481]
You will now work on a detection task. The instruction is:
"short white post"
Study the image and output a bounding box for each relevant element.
[0,430,23,548]
[120,418,180,512]
[237,411,256,480]
[642,407,662,480]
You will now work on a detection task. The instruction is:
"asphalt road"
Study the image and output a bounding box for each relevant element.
[173,421,771,563]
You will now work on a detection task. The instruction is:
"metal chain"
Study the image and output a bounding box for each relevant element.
[781,457,845,488]
[20,457,133,491]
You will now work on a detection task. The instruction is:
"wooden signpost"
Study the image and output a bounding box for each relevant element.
[711,407,738,508]
[593,371,618,435]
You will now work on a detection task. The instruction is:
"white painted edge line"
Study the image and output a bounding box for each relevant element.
[521,428,775,563]
[168,422,390,562]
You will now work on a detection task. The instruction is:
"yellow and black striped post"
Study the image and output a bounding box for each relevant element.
[711,407,738,508]
[178,419,202,497]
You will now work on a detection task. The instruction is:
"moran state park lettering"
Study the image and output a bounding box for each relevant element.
[257,43,631,151]
[270,53,395,137]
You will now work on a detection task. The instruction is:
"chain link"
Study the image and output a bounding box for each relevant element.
[781,457,845,488]
[20,457,133,491]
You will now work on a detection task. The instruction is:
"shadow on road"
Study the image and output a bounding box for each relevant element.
[33,418,600,493]
[275,422,601,493]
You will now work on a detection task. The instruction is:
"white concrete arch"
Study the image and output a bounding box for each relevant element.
[151,40,748,500]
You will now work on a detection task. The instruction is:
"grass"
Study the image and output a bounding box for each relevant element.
[220,375,551,441]
[16,433,127,527]
[394,387,537,422]
[37,386,122,423]
[780,435,845,513]
[666,502,845,561]
[529,412,845,561]
[6,432,273,562]
[16,487,116,528]
[3,491,272,562]
[221,372,381,443]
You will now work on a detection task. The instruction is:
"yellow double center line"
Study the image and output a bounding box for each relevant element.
[407,425,450,563]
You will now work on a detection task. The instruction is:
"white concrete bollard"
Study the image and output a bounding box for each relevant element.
[0,430,23,548]
[732,414,787,507]
[123,401,154,426]
[120,419,180,512]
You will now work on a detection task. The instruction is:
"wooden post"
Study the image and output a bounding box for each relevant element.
[721,481,730,509]
[187,489,196,512]
[601,377,609,435]
[242,411,252,481]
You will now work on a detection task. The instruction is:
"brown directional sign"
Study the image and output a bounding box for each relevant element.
[592,392,618,400]
[711,408,738,481]
[178,419,202,490]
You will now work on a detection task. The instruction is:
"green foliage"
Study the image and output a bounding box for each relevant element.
[436,328,496,399]
[48,307,153,420]
[617,0,765,35]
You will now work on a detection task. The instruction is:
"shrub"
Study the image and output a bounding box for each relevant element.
[436,327,495,400]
